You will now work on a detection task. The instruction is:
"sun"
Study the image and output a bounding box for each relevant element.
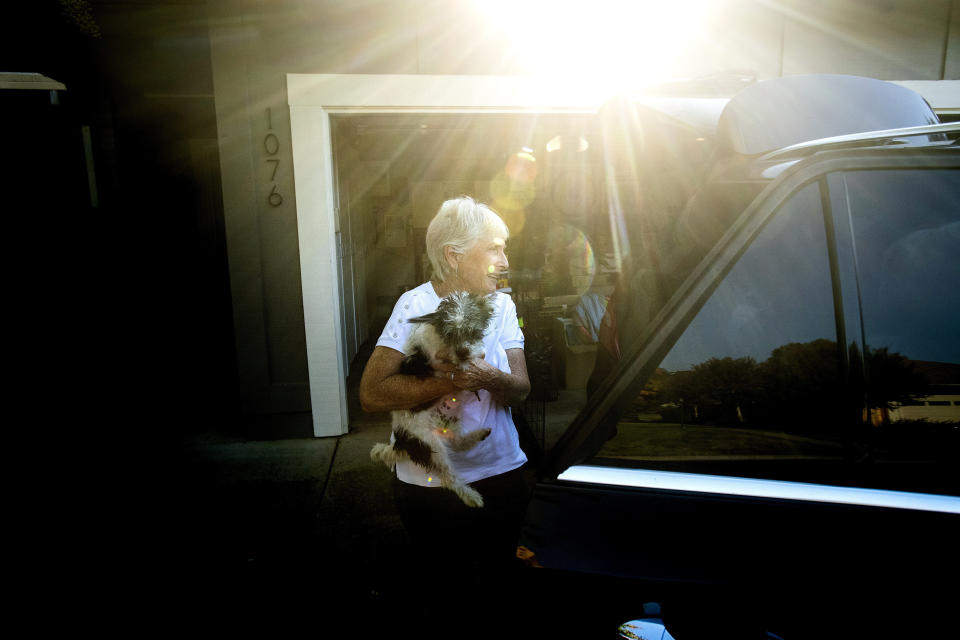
[470,0,714,91]
[473,0,712,89]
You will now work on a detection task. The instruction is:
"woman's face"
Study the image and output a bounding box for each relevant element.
[453,234,509,295]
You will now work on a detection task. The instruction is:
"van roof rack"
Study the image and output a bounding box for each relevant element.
[759,121,960,162]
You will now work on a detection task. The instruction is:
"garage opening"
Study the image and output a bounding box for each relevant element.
[331,111,610,447]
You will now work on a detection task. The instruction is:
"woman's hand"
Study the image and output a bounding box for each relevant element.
[433,357,498,392]
[432,349,530,407]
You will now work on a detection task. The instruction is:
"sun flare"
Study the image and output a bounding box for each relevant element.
[471,0,713,89]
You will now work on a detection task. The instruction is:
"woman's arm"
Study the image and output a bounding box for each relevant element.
[491,348,532,407]
[358,346,457,412]
[435,348,531,407]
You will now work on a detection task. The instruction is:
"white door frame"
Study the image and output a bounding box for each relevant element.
[286,73,607,437]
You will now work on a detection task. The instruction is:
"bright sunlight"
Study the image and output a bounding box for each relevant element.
[470,0,715,90]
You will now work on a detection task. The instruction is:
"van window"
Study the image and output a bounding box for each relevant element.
[831,169,960,495]
[590,182,850,484]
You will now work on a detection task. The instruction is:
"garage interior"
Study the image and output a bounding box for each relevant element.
[332,112,615,447]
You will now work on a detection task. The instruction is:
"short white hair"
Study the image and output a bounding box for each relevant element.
[425,196,509,282]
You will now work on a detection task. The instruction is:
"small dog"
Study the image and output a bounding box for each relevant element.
[370,291,495,507]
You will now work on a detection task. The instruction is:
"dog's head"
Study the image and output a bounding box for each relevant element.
[408,291,495,363]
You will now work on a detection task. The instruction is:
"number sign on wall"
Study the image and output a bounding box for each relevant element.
[264,107,283,207]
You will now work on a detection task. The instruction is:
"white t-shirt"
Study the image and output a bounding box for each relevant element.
[376,281,528,487]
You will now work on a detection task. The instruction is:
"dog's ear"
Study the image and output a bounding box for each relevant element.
[407,311,438,324]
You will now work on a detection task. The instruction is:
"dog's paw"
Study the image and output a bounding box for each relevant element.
[462,490,484,508]
[369,443,393,466]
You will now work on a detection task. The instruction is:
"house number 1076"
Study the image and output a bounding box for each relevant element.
[264,108,282,207]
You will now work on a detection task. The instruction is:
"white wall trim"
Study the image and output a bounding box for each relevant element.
[287,73,610,111]
[286,73,607,437]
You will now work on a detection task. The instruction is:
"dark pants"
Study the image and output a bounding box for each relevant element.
[393,465,531,570]
[391,465,533,634]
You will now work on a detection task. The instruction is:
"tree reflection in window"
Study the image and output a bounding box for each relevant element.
[593,171,959,494]
[594,182,848,478]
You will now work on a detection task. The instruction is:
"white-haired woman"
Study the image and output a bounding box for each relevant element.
[359,196,532,621]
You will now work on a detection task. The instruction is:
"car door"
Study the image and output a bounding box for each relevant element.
[517,152,960,639]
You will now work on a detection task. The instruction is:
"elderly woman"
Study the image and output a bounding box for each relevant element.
[359,196,532,596]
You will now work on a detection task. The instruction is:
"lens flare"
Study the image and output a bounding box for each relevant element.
[546,135,589,153]
[490,172,533,235]
[496,206,527,236]
[490,172,536,206]
[505,151,538,182]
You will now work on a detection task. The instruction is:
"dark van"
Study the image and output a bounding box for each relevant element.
[514,74,960,639]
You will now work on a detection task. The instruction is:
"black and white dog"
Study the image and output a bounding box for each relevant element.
[370,291,495,507]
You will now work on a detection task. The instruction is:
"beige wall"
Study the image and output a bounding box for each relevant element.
[206,0,958,424]
[781,0,954,79]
